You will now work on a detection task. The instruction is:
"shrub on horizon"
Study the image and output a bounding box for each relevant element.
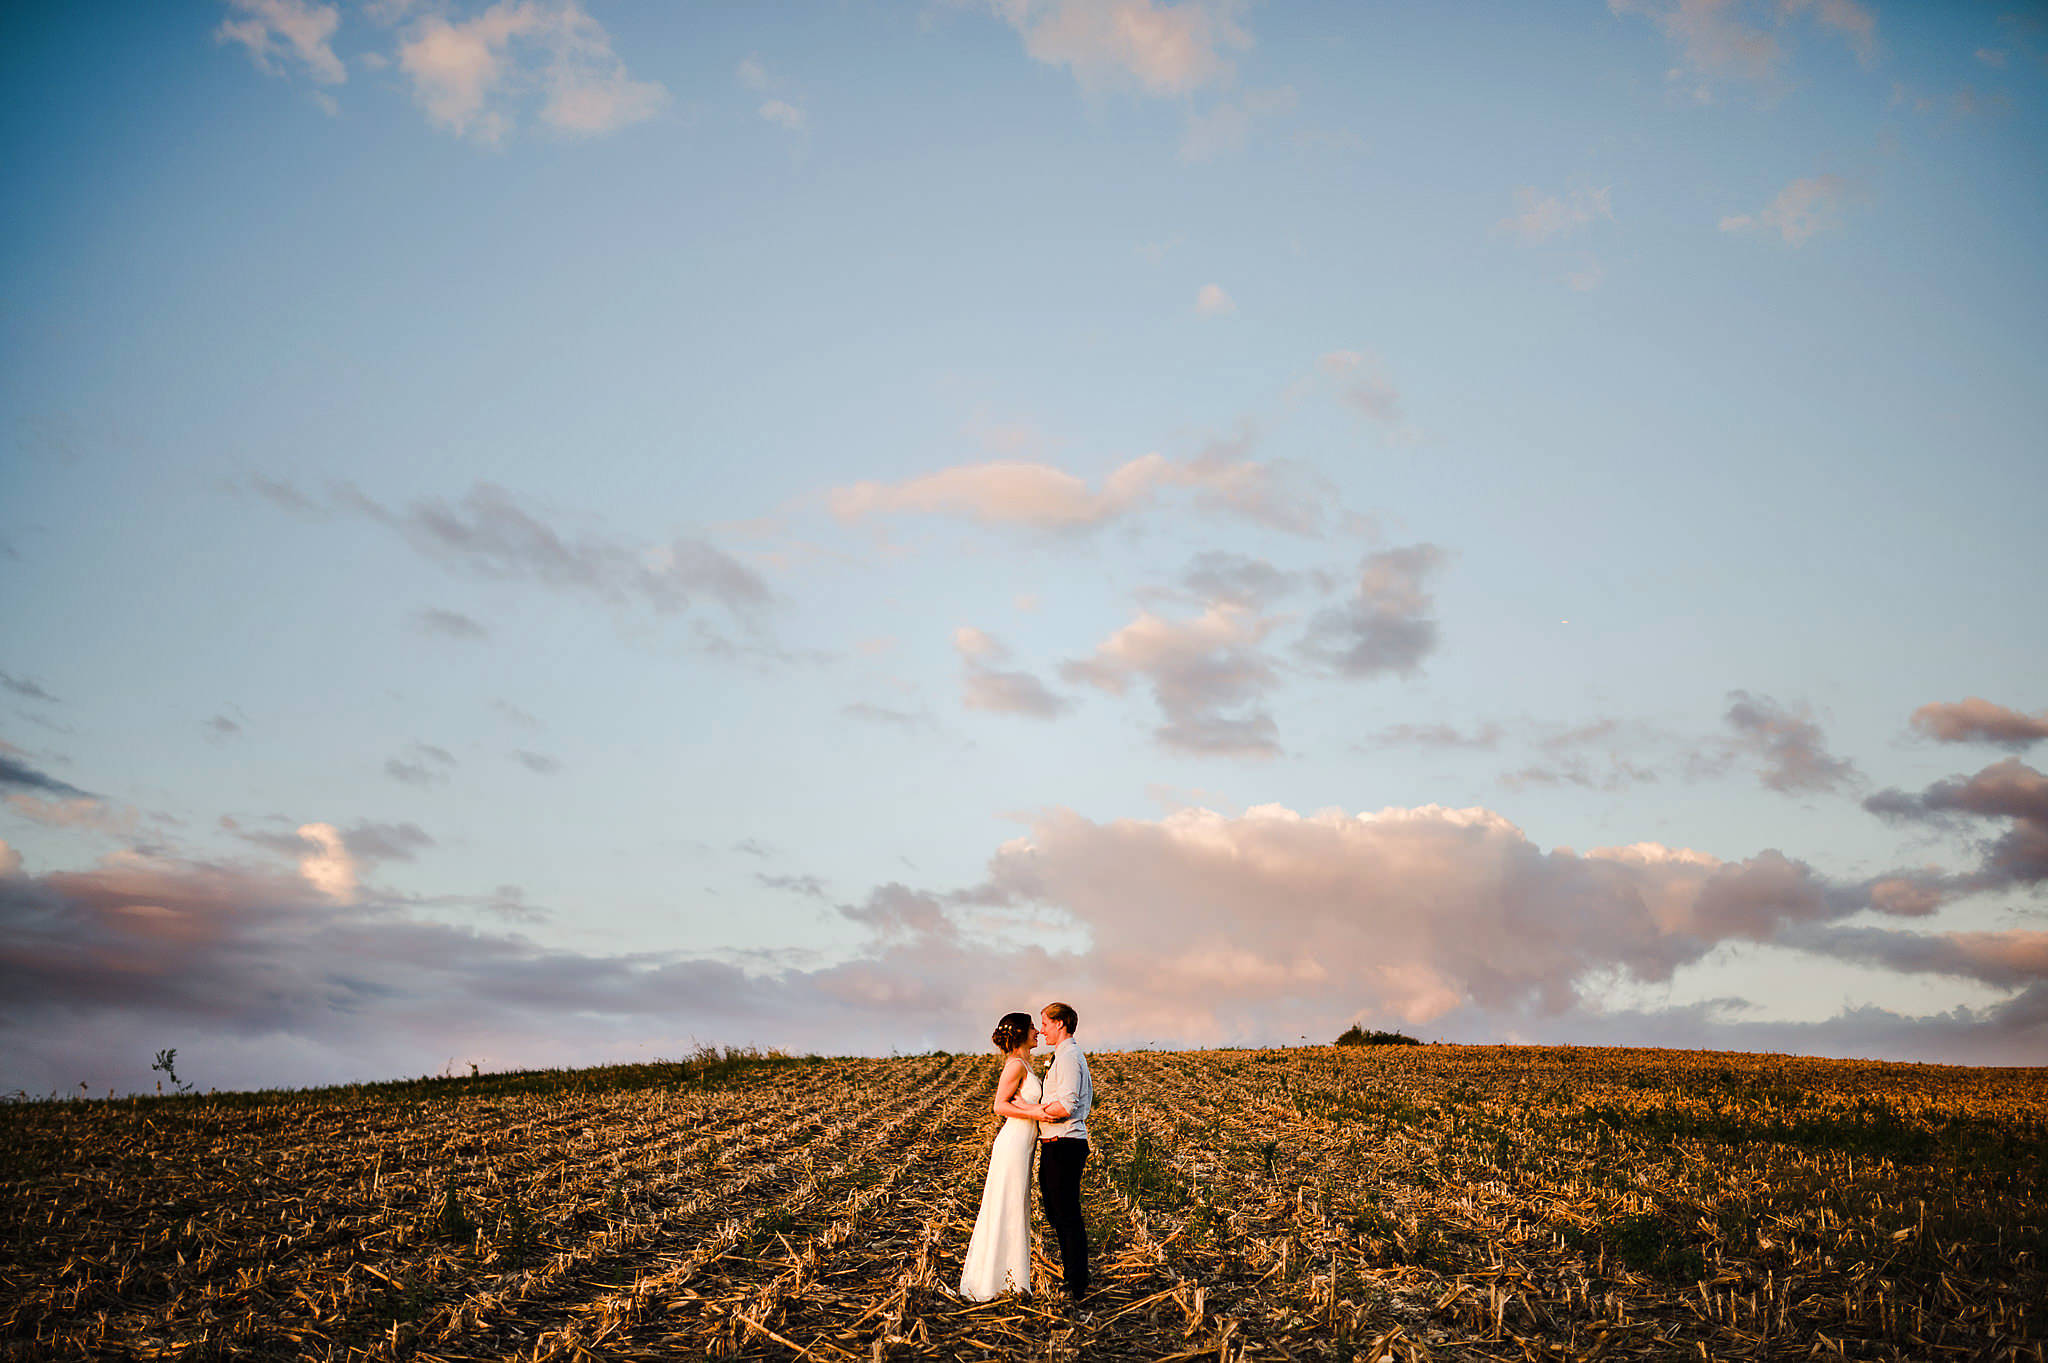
[1335,1024,1421,1047]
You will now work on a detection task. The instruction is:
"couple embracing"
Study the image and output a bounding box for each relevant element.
[957,1002,1095,1304]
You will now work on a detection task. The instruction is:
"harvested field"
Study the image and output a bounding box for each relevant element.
[3,1045,2044,1361]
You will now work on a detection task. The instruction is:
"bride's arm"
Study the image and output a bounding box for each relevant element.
[991,1058,1048,1119]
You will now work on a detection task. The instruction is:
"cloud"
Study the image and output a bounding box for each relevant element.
[415,607,490,640]
[828,445,1324,537]
[840,702,935,731]
[1180,551,1302,609]
[223,817,433,903]
[970,802,1968,1030]
[1723,691,1859,793]
[0,671,60,703]
[396,0,665,143]
[0,754,89,799]
[1367,722,1503,751]
[204,715,242,741]
[336,482,771,620]
[1178,86,1296,162]
[217,0,346,86]
[758,98,805,130]
[1062,603,1280,758]
[1783,0,1878,65]
[983,0,1250,97]
[1911,697,2048,750]
[1785,924,2048,991]
[1865,758,2048,889]
[385,742,457,787]
[0,838,19,877]
[294,822,356,901]
[1719,175,1853,245]
[758,873,828,899]
[955,628,1070,720]
[1496,187,1612,244]
[1610,0,1876,90]
[514,749,563,775]
[3,793,2039,1095]
[1297,545,1446,680]
[3,794,141,839]
[1313,350,1404,426]
[736,55,770,89]
[1195,283,1236,315]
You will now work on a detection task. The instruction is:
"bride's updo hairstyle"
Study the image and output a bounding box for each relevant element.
[991,1012,1034,1053]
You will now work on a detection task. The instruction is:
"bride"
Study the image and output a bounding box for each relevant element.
[958,1011,1055,1299]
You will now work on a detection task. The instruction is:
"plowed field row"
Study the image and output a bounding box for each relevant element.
[3,1046,2042,1361]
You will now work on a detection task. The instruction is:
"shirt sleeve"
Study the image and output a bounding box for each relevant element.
[1046,1044,1082,1111]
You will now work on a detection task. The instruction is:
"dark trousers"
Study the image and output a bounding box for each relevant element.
[1038,1138,1089,1299]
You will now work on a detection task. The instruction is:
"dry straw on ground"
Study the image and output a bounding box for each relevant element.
[3,1043,2043,1360]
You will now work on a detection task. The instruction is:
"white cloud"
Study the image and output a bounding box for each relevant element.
[1195,283,1236,315]
[983,0,1250,96]
[736,55,770,89]
[1720,174,1852,245]
[1496,186,1612,244]
[759,98,805,131]
[397,0,665,143]
[295,821,356,902]
[217,0,347,85]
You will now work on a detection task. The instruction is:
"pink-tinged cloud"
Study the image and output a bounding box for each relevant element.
[1789,926,2048,991]
[1315,350,1403,424]
[1866,758,2048,888]
[217,0,346,86]
[954,627,1070,720]
[1611,0,1876,86]
[828,448,1322,536]
[972,803,1978,1032]
[1061,602,1280,757]
[397,0,665,143]
[1496,187,1612,244]
[1,797,2038,1095]
[986,0,1250,97]
[4,793,140,839]
[1911,697,2048,750]
[1720,175,1853,246]
[1723,690,1860,793]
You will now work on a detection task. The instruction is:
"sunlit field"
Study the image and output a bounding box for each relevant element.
[3,1045,2043,1361]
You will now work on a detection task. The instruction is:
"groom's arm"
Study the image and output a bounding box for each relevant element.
[1042,1049,1078,1121]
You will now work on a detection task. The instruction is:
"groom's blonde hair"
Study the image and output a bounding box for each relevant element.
[1042,1001,1078,1035]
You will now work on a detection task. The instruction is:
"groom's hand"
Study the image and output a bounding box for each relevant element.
[1042,1100,1070,1120]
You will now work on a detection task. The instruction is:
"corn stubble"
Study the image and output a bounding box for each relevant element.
[2,1045,2043,1361]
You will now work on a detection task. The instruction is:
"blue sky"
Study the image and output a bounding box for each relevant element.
[4,0,2046,1092]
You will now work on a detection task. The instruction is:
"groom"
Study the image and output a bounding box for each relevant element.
[1037,1001,1094,1304]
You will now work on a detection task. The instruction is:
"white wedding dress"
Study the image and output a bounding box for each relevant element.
[958,1065,1040,1299]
